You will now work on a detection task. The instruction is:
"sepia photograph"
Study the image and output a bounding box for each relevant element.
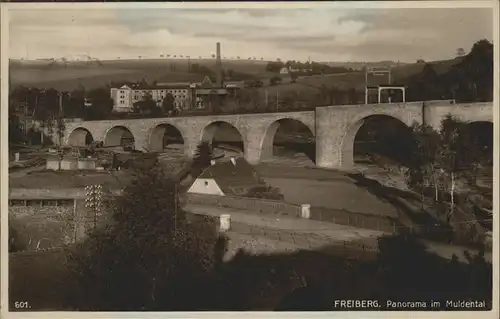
[3,1,497,314]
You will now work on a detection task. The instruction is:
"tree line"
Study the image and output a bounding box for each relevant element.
[404,115,492,242]
[266,60,352,75]
[405,39,493,102]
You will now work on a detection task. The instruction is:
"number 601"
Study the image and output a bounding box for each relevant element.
[14,301,30,309]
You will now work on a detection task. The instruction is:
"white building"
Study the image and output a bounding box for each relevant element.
[279,67,290,75]
[187,157,262,196]
[110,83,193,113]
[110,85,134,112]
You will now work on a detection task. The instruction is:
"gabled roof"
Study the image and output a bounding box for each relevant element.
[198,157,262,195]
[201,75,213,86]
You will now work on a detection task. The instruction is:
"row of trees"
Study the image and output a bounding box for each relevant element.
[132,92,177,116]
[266,60,351,75]
[9,86,114,121]
[406,115,492,222]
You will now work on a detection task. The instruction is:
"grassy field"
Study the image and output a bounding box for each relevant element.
[9,57,458,92]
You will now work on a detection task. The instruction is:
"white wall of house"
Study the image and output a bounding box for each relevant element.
[111,85,133,112]
[187,178,225,196]
[279,67,289,74]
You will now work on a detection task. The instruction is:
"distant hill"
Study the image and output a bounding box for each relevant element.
[9,58,270,91]
[9,57,460,92]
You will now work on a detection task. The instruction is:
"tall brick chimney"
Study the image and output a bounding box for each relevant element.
[215,42,222,88]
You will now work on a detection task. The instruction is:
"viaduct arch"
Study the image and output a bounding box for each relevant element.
[260,118,316,162]
[148,123,185,152]
[67,127,94,147]
[201,121,245,154]
[62,101,492,170]
[104,125,135,148]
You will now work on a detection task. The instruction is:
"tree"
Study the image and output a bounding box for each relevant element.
[84,88,114,120]
[190,142,213,178]
[65,165,225,310]
[269,76,282,86]
[406,122,442,203]
[437,115,473,221]
[245,185,284,200]
[348,88,358,104]
[55,117,66,148]
[266,61,285,73]
[8,108,25,145]
[162,93,175,114]
[134,93,159,115]
[87,88,113,114]
[407,115,480,221]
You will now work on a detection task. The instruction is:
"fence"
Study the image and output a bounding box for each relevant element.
[184,193,303,217]
[184,193,399,234]
[228,221,379,261]
[310,206,397,234]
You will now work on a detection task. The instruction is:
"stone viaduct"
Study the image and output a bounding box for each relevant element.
[61,101,493,170]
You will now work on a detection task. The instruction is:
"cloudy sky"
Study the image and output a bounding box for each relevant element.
[8,4,494,63]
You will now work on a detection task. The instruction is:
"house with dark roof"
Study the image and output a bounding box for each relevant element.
[187,157,262,196]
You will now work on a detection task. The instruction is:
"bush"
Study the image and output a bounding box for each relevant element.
[244,184,284,200]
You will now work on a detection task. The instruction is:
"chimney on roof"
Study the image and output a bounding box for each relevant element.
[230,157,236,166]
[216,42,222,88]
[210,160,216,166]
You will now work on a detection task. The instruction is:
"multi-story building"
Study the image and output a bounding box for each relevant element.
[110,83,193,113]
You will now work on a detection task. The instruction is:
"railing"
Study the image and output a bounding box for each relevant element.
[310,206,397,234]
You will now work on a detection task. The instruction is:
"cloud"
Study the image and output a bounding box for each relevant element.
[8,6,494,62]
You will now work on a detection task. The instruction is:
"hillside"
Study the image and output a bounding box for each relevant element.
[9,58,269,91]
[254,57,461,100]
[9,57,459,92]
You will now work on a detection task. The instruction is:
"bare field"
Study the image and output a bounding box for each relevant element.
[9,58,269,90]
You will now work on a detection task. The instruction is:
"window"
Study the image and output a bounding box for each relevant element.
[204,181,209,186]
[57,199,74,207]
[42,200,58,207]
[120,90,125,94]
[26,200,42,207]
[9,200,26,207]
